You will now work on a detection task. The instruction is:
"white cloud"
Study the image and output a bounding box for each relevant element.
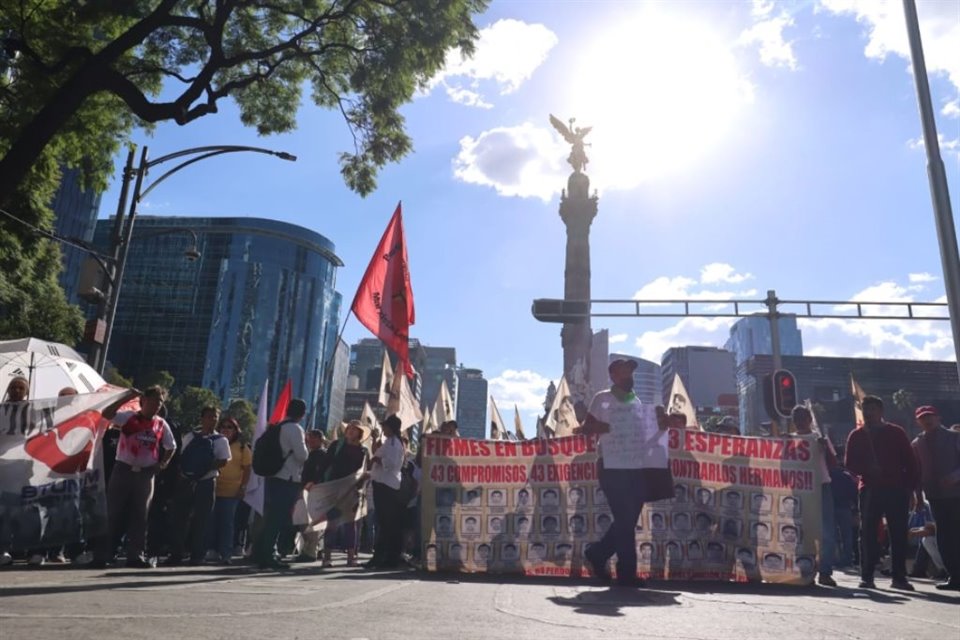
[453,123,568,200]
[608,333,629,345]
[909,272,937,283]
[819,0,960,91]
[634,317,737,363]
[738,1,799,70]
[943,99,960,118]
[907,132,960,157]
[701,263,755,285]
[428,19,558,108]
[488,369,552,414]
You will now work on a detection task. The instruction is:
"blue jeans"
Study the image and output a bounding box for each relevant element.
[820,483,835,577]
[211,497,239,560]
[834,505,854,567]
[252,477,301,565]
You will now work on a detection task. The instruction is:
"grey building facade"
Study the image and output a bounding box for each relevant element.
[661,346,737,409]
[456,367,487,439]
[724,315,803,367]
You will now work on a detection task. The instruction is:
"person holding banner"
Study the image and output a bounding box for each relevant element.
[792,406,838,587]
[315,420,370,568]
[365,415,405,569]
[576,359,672,587]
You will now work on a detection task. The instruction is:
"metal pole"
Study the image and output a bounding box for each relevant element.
[903,0,960,378]
[766,289,783,372]
[89,147,135,372]
[98,146,149,375]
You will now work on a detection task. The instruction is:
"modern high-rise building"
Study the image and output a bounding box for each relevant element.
[737,354,960,442]
[609,353,661,404]
[349,338,385,392]
[52,167,102,304]
[661,346,736,409]
[93,216,343,428]
[325,338,350,433]
[725,315,803,366]
[420,346,457,411]
[456,367,487,439]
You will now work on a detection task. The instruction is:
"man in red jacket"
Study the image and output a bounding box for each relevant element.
[845,395,919,590]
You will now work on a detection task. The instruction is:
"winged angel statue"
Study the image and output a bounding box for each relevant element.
[549,114,592,174]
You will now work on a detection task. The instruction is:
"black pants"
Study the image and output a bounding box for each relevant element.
[372,481,403,566]
[860,487,909,581]
[169,477,215,562]
[592,467,645,582]
[929,497,960,582]
[252,477,301,565]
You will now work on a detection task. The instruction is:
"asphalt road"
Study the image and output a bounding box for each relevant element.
[1,557,957,640]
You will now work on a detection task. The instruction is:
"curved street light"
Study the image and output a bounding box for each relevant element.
[87,144,297,373]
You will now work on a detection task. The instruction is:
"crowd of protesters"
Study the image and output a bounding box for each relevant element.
[1,378,958,592]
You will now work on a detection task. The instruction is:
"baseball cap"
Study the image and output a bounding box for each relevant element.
[915,405,939,419]
[608,358,638,374]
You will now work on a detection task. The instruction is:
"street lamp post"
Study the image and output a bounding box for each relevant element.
[86,144,297,373]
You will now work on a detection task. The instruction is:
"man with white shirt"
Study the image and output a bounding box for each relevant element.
[252,399,309,570]
[365,415,405,569]
[576,359,671,587]
[164,406,231,566]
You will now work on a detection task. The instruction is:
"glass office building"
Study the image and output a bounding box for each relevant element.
[93,216,343,427]
[52,167,102,304]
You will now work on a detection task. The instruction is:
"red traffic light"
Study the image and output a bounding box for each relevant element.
[781,377,793,388]
[770,369,798,418]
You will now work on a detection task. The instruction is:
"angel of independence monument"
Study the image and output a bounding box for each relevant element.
[551,115,598,409]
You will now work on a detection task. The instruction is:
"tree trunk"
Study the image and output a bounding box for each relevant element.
[0,65,107,207]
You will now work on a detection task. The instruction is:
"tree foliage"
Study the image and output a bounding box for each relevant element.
[226,398,257,443]
[104,364,134,388]
[0,0,488,204]
[137,369,176,392]
[168,385,220,429]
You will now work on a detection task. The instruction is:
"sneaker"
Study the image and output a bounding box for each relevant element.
[126,558,152,569]
[27,554,45,566]
[0,551,14,567]
[48,551,68,564]
[934,581,960,591]
[204,550,219,562]
[818,574,838,587]
[890,578,915,591]
[321,559,334,568]
[858,579,876,589]
[73,551,95,566]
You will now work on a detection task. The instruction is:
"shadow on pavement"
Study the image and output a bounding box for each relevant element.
[0,575,238,598]
[548,588,682,617]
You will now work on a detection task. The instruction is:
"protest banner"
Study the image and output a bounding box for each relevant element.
[292,469,368,534]
[0,389,131,550]
[421,430,824,585]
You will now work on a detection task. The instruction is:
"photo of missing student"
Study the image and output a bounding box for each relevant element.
[750,492,772,514]
[778,495,801,518]
[515,488,534,509]
[463,488,483,508]
[436,514,454,538]
[436,488,456,508]
[540,514,561,535]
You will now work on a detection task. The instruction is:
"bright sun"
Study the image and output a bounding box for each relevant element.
[564,9,753,191]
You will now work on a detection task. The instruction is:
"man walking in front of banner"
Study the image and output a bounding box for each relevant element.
[253,399,309,570]
[845,396,918,590]
[912,405,960,591]
[576,359,672,587]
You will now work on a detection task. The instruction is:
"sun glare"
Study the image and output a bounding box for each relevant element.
[565,10,753,191]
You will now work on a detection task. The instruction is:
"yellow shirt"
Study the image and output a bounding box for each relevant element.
[216,441,252,497]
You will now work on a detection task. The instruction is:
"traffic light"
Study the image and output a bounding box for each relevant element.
[770,369,798,418]
[531,299,590,323]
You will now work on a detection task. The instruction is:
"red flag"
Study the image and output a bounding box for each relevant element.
[269,379,292,424]
[351,202,415,376]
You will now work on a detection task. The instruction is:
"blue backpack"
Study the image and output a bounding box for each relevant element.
[180,431,221,480]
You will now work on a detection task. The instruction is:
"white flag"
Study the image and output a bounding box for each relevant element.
[360,401,378,443]
[850,374,866,427]
[545,376,578,437]
[377,349,394,407]
[667,373,699,430]
[434,379,455,425]
[514,405,526,440]
[489,396,506,440]
[243,379,270,515]
[388,365,422,433]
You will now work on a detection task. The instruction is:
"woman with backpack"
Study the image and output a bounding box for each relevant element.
[312,420,370,567]
[365,415,406,569]
[209,417,252,565]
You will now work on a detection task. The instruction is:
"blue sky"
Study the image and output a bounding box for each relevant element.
[98,0,959,422]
